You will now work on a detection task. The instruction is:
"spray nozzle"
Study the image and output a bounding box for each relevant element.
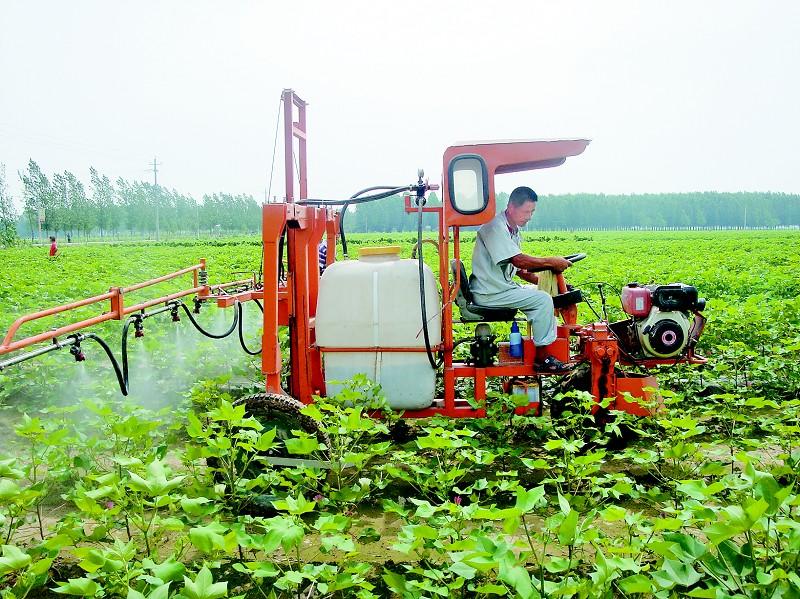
[133,315,145,338]
[193,297,202,315]
[170,304,181,323]
[69,343,85,362]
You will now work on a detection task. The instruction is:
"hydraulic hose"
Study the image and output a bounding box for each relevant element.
[179,301,239,339]
[297,186,410,208]
[416,195,443,370]
[120,299,243,393]
[299,185,410,259]
[80,333,128,396]
[237,301,262,356]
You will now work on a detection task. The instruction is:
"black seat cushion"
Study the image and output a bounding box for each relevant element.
[450,260,518,322]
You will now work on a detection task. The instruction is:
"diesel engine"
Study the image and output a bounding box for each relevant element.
[615,282,707,360]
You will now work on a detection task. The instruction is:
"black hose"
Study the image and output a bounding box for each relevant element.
[77,333,129,396]
[277,226,287,283]
[120,303,182,387]
[120,299,243,394]
[416,195,443,370]
[332,185,409,259]
[121,316,138,393]
[237,302,262,355]
[179,302,239,339]
[297,185,410,207]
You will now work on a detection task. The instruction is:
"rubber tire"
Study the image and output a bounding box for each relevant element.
[552,365,633,448]
[233,392,331,462]
[551,364,596,425]
[207,393,330,516]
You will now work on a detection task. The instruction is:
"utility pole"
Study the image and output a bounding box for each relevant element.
[152,157,162,241]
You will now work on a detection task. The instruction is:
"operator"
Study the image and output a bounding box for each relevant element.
[470,186,573,373]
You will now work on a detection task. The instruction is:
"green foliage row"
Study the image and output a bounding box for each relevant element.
[0,230,798,597]
[0,377,799,598]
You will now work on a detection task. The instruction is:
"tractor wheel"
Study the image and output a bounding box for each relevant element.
[552,365,634,448]
[551,363,598,427]
[208,393,330,516]
[233,393,331,467]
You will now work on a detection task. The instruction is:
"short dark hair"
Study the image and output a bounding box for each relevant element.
[508,186,538,207]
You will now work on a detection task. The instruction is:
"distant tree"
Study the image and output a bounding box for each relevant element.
[90,167,117,237]
[0,164,19,245]
[51,173,71,236]
[19,159,52,241]
[62,172,93,238]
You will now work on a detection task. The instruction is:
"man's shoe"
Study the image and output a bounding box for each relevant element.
[534,355,574,374]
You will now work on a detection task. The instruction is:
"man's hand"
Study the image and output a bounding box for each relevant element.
[548,256,573,272]
[518,270,539,284]
[510,253,574,273]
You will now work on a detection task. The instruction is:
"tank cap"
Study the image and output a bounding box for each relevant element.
[358,246,402,260]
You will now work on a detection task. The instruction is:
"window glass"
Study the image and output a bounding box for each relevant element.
[450,155,488,214]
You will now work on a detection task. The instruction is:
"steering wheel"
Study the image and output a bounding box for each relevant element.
[552,253,586,315]
[563,252,587,264]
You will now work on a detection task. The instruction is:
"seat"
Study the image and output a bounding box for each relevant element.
[451,260,584,322]
[450,260,518,322]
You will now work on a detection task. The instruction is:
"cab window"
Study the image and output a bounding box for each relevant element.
[448,154,488,215]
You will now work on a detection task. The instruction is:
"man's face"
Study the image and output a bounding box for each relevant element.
[506,200,537,228]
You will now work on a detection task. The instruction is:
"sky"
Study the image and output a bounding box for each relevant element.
[2,1,799,211]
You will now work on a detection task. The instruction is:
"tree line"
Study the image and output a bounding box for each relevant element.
[346,190,800,232]
[1,161,798,245]
[4,160,262,242]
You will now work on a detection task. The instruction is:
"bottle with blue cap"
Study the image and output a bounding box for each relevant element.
[509,321,523,357]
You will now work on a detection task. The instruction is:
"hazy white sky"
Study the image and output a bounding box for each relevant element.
[2,1,799,208]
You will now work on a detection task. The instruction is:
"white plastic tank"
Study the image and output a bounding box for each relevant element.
[315,246,442,410]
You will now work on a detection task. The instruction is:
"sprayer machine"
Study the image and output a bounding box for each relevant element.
[0,89,709,453]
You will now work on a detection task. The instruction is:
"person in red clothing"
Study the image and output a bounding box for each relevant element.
[49,236,58,257]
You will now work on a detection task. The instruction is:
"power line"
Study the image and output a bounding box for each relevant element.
[151,157,162,241]
[0,122,151,162]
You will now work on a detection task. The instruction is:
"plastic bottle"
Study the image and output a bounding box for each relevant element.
[509,321,523,357]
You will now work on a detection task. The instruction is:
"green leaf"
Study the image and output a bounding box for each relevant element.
[651,559,703,590]
[617,574,653,594]
[284,436,321,455]
[143,556,186,583]
[263,516,305,553]
[271,493,315,515]
[0,479,21,501]
[498,562,538,599]
[180,566,227,599]
[180,496,217,517]
[0,458,24,479]
[599,505,627,522]
[515,486,546,513]
[662,532,707,563]
[557,509,579,546]
[127,458,186,496]
[128,583,171,599]
[189,522,236,554]
[52,578,101,596]
[0,544,32,575]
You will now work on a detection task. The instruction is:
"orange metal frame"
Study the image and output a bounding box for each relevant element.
[0,259,254,357]
[1,90,707,422]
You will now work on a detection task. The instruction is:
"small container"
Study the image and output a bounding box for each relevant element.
[509,321,523,357]
[621,283,652,317]
[507,378,541,414]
